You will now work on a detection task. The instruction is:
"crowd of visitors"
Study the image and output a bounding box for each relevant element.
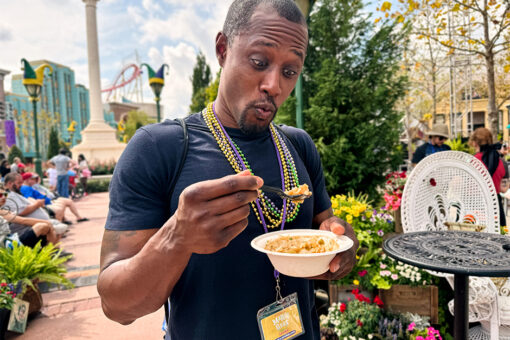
[0,149,92,253]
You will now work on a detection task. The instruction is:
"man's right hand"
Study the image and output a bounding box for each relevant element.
[169,170,263,254]
[35,199,45,208]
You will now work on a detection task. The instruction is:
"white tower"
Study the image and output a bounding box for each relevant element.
[72,0,125,162]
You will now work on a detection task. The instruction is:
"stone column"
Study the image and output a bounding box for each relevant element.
[72,0,125,162]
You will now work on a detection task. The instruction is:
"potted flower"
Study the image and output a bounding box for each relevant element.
[0,280,16,338]
[0,242,73,315]
[383,171,407,233]
[329,193,395,300]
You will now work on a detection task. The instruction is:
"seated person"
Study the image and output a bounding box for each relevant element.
[18,172,89,224]
[3,173,69,234]
[32,174,55,199]
[0,185,61,247]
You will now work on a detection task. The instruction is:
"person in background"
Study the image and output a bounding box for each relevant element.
[0,183,63,247]
[78,154,91,195]
[411,123,451,166]
[19,172,89,224]
[10,157,21,174]
[46,161,58,192]
[0,160,10,180]
[50,149,71,198]
[469,127,506,226]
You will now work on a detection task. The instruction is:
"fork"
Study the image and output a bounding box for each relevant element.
[260,185,312,201]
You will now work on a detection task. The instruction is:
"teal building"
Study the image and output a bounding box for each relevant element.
[6,60,90,159]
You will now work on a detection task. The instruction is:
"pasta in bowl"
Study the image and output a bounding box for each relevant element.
[251,229,354,278]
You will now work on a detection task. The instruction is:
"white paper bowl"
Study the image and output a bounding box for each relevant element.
[251,229,354,278]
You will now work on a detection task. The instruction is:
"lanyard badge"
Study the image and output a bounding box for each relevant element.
[256,276,305,340]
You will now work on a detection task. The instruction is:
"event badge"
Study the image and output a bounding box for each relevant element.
[257,292,305,340]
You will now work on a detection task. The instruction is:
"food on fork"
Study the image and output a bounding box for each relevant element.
[285,184,312,204]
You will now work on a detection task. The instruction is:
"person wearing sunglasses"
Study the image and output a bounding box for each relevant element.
[411,123,451,166]
[0,186,61,248]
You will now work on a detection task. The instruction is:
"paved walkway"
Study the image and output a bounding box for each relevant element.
[6,192,165,339]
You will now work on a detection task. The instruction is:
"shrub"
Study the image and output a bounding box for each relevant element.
[86,178,111,193]
[8,145,25,164]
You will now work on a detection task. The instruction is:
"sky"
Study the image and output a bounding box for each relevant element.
[0,0,384,120]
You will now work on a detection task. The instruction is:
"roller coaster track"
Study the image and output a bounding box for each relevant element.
[101,63,142,102]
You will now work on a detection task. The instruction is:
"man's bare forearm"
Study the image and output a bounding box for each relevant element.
[97,223,191,325]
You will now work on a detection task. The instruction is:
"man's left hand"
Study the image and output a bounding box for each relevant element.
[308,216,358,280]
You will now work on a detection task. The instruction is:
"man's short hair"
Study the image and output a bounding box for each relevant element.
[4,172,20,185]
[59,148,67,155]
[223,0,306,45]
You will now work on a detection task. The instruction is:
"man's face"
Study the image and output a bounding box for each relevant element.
[431,136,446,146]
[9,175,23,193]
[216,5,308,134]
[26,177,36,187]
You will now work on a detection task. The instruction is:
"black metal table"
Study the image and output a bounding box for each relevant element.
[383,231,510,340]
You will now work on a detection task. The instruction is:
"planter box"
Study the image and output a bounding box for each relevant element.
[379,284,438,324]
[328,283,374,305]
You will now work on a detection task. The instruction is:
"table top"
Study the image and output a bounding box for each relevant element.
[383,231,510,277]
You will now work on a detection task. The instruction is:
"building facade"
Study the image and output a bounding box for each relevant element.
[435,99,510,141]
[6,60,90,159]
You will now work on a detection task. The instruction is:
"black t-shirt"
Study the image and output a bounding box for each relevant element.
[106,113,331,340]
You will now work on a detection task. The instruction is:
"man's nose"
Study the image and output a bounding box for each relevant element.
[260,68,282,98]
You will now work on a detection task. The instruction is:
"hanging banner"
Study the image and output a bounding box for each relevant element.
[4,120,16,147]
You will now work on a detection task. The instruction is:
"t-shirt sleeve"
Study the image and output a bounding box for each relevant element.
[105,127,175,231]
[281,126,331,216]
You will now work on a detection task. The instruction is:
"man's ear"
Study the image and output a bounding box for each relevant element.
[216,32,228,67]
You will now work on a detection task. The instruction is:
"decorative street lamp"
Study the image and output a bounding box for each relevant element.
[67,120,77,147]
[21,59,52,178]
[294,0,315,129]
[141,63,169,123]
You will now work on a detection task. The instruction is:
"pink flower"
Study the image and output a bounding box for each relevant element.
[380,264,387,269]
[358,270,368,277]
[391,274,398,280]
[408,322,416,331]
[416,337,425,340]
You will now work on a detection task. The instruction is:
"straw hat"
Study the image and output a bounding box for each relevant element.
[427,124,449,139]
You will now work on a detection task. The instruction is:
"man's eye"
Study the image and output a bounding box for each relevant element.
[283,69,297,78]
[251,59,266,67]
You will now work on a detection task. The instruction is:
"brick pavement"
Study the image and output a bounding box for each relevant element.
[6,192,165,339]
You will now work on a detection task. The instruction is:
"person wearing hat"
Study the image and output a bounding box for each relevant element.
[411,123,451,166]
[18,172,89,224]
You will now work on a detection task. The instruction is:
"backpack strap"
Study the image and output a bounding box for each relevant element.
[164,117,188,337]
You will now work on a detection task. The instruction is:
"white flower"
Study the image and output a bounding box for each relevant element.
[368,335,373,339]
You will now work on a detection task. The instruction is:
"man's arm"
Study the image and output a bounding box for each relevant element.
[97,171,262,325]
[309,207,359,280]
[17,199,45,217]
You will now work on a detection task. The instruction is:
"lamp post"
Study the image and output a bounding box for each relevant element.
[21,59,52,178]
[294,0,315,129]
[141,64,169,123]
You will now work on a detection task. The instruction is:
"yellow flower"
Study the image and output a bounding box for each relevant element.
[353,279,360,286]
[365,211,373,218]
[346,214,353,224]
[332,201,338,209]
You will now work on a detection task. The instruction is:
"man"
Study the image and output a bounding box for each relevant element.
[3,173,68,236]
[19,172,89,224]
[98,1,358,339]
[411,123,451,165]
[50,148,71,198]
[0,184,60,247]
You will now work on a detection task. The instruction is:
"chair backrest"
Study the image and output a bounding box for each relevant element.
[401,151,500,234]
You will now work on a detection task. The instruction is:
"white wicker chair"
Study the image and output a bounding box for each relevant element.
[401,151,508,339]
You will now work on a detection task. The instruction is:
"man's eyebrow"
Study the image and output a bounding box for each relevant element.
[252,40,305,60]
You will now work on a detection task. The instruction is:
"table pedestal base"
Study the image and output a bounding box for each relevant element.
[454,274,469,340]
